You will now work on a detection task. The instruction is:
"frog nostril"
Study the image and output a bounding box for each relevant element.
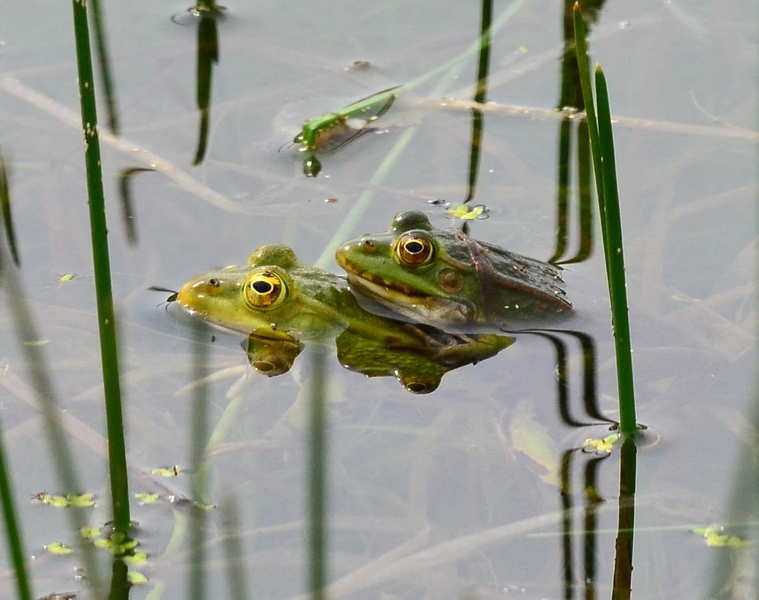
[208,278,220,288]
[361,240,375,252]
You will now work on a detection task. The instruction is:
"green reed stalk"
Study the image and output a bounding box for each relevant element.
[0,149,20,267]
[595,67,636,434]
[0,415,32,600]
[573,3,637,435]
[308,347,328,600]
[189,321,210,600]
[71,0,131,531]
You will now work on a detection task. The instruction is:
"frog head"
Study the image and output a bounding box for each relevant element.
[177,244,349,340]
[335,211,482,324]
[335,211,571,326]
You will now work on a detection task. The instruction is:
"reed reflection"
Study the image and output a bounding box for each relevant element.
[117,167,154,246]
[193,3,221,165]
[524,325,638,599]
[463,0,493,210]
[550,0,605,266]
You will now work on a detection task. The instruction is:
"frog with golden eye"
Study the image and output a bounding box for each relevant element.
[175,244,514,393]
[335,211,572,328]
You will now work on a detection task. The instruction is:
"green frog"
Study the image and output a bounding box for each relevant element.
[335,211,572,327]
[176,244,514,393]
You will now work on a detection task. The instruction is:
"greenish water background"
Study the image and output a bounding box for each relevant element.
[0,0,757,598]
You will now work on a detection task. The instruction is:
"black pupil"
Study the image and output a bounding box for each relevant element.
[405,240,424,254]
[253,280,273,294]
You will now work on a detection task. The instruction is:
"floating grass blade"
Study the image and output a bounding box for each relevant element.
[573,2,637,435]
[0,411,33,600]
[71,0,131,532]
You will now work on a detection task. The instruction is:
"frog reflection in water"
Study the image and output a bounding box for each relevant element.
[335,211,572,328]
[176,244,513,393]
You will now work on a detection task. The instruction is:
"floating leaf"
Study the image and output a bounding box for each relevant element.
[152,466,183,478]
[445,204,489,220]
[49,495,70,508]
[127,571,149,585]
[694,525,752,548]
[123,551,148,565]
[135,492,160,504]
[67,492,95,507]
[58,273,76,283]
[583,433,621,454]
[45,542,74,555]
[79,526,100,540]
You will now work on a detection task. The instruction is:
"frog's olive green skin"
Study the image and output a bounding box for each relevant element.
[177,244,352,342]
[176,244,514,393]
[335,211,572,327]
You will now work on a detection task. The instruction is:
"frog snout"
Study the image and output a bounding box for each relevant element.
[177,277,219,306]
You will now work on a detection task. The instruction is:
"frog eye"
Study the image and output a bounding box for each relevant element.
[395,233,434,267]
[243,270,286,310]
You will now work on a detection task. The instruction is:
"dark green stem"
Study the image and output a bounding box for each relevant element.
[0,149,20,266]
[611,437,637,598]
[595,67,636,434]
[308,347,328,600]
[0,412,33,600]
[189,321,209,600]
[71,0,130,533]
[573,2,637,435]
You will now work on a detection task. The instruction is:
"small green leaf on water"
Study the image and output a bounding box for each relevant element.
[79,526,100,540]
[46,542,74,555]
[694,525,752,548]
[50,495,70,508]
[124,551,148,565]
[93,538,110,549]
[127,571,149,585]
[59,273,76,283]
[152,466,183,477]
[135,492,160,504]
[446,204,489,220]
[583,433,621,454]
[67,492,95,507]
[195,502,217,511]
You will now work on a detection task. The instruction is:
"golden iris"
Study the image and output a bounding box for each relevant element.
[395,233,434,267]
[243,269,286,309]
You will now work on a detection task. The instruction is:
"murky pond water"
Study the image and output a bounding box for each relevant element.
[0,0,757,598]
